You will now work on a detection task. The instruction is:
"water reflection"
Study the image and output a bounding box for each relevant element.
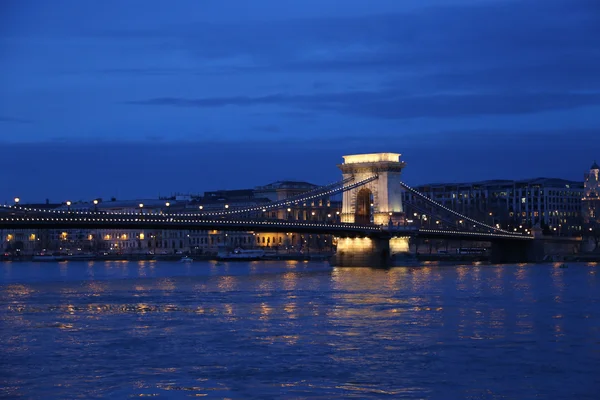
[0,261,599,399]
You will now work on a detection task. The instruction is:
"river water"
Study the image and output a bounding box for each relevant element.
[1,260,599,399]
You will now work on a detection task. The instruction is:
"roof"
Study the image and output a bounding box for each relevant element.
[591,161,600,170]
[255,180,318,190]
[416,177,583,189]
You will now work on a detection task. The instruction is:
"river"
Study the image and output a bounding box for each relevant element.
[1,260,599,399]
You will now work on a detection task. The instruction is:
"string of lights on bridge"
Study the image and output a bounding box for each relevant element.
[0,215,381,232]
[200,175,378,216]
[0,215,530,239]
[0,175,377,219]
[398,181,518,235]
[2,176,527,239]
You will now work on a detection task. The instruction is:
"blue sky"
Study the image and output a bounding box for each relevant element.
[1,0,599,202]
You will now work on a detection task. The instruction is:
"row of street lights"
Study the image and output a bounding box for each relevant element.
[13,197,101,212]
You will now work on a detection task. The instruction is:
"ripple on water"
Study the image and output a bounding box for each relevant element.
[1,261,599,399]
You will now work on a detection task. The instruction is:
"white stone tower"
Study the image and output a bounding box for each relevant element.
[338,153,406,226]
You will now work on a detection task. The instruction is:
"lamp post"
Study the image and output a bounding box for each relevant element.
[93,199,99,212]
[139,203,144,216]
[14,197,20,206]
[287,208,292,220]
[66,200,71,212]
[165,202,170,215]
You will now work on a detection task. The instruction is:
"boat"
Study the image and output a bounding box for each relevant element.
[32,254,66,262]
[180,256,194,263]
[64,253,95,261]
[217,248,265,261]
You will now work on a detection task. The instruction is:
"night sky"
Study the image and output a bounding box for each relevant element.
[1,0,599,202]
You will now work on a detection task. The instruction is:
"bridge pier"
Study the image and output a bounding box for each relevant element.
[333,236,391,268]
[490,240,541,264]
[332,235,410,268]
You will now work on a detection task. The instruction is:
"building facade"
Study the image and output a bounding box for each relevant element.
[583,161,600,226]
[2,181,338,256]
[404,178,584,235]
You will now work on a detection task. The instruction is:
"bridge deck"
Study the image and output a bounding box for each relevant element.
[0,212,531,241]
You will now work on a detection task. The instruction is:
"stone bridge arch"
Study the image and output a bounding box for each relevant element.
[338,153,406,226]
[355,187,373,224]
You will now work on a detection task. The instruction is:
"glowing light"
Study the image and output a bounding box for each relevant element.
[343,153,401,164]
[66,201,71,206]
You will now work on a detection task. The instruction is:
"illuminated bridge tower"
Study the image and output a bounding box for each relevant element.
[338,153,406,226]
[334,153,409,267]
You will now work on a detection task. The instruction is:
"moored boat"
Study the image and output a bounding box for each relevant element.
[217,248,265,261]
[32,253,66,262]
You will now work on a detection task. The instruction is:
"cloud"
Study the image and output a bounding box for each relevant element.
[253,125,281,133]
[118,0,600,120]
[0,129,593,201]
[126,91,600,119]
[0,116,33,124]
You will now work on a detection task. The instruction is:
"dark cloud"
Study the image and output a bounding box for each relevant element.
[253,125,281,133]
[166,0,600,85]
[0,129,595,202]
[118,0,600,119]
[126,91,600,119]
[0,116,33,124]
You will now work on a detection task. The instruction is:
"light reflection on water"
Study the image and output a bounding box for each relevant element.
[1,261,599,399]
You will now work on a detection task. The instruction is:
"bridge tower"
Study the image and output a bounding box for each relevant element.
[338,153,406,226]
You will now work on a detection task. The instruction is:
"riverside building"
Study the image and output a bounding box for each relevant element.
[2,181,339,256]
[583,161,600,226]
[404,178,584,235]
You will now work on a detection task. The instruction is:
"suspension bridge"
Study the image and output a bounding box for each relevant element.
[1,153,538,266]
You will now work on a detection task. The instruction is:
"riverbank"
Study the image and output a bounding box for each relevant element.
[0,252,333,263]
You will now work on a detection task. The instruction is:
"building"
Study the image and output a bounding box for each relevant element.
[2,180,338,256]
[404,177,584,235]
[583,161,600,226]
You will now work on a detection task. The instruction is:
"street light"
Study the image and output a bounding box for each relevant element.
[225,204,229,209]
[93,199,99,212]
[14,197,20,205]
[139,203,144,215]
[66,200,71,212]
[199,205,203,210]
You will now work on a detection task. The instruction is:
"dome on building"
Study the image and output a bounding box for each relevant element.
[592,161,600,170]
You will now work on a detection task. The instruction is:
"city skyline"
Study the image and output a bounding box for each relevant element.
[1,0,599,200]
